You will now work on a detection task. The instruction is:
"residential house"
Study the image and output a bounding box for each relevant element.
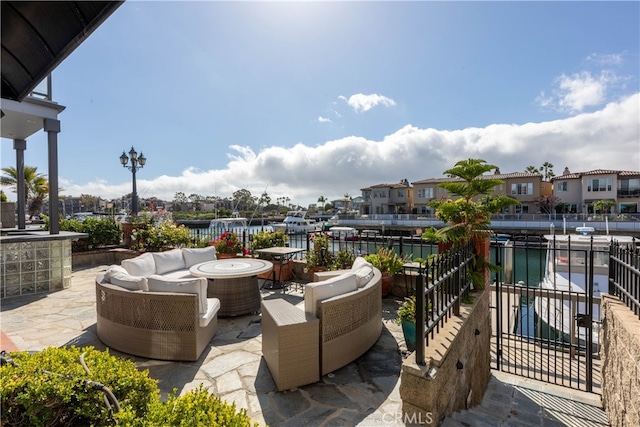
[360,180,413,215]
[412,171,551,215]
[551,168,640,214]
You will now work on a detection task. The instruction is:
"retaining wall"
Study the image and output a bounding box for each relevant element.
[601,294,640,427]
[399,286,492,424]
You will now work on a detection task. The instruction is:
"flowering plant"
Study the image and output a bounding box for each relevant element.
[211,231,243,255]
[306,232,333,269]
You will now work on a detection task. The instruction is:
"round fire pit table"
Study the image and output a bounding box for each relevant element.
[190,258,273,316]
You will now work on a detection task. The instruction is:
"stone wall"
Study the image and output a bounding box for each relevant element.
[1,202,16,228]
[399,286,492,425]
[601,294,640,427]
[72,248,138,269]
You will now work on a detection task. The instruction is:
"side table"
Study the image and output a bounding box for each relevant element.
[261,299,319,391]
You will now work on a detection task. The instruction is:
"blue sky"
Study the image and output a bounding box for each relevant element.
[2,1,639,207]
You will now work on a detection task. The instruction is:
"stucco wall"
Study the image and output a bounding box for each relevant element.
[399,286,492,424]
[601,294,640,427]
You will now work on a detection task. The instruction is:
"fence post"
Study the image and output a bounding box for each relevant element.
[415,269,426,365]
[453,250,461,316]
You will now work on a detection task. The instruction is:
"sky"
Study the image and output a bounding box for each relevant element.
[1,1,639,207]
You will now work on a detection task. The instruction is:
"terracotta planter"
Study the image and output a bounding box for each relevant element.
[216,253,237,259]
[381,272,392,297]
[258,261,293,281]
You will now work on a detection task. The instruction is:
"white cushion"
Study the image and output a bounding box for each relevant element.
[354,265,375,288]
[147,275,208,315]
[304,273,358,316]
[162,269,194,280]
[104,264,128,281]
[121,253,156,277]
[109,272,149,291]
[351,256,373,271]
[152,249,186,275]
[199,298,221,327]
[182,246,217,267]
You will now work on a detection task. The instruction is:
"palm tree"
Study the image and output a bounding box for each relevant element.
[540,162,555,181]
[1,166,49,218]
[525,166,539,174]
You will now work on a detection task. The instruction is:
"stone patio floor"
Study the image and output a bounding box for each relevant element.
[0,265,609,426]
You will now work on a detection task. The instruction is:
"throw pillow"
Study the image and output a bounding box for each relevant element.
[152,249,186,275]
[304,273,358,316]
[109,272,149,291]
[354,265,375,288]
[182,246,217,267]
[122,253,156,277]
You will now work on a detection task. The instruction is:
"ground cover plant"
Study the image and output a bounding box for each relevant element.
[0,346,257,426]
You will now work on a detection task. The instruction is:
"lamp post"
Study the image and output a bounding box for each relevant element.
[119,146,146,216]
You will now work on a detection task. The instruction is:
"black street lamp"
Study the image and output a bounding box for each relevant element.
[119,146,146,216]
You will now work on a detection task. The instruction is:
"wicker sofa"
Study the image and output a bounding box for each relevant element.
[261,257,382,391]
[95,247,220,361]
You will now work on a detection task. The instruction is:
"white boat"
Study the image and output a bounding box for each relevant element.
[327,226,359,241]
[534,227,637,348]
[271,210,318,234]
[209,216,249,238]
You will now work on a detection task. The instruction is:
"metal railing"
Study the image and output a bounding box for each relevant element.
[609,242,640,318]
[414,241,475,365]
[186,227,438,261]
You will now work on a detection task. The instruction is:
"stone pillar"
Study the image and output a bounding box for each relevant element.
[13,139,27,229]
[44,118,61,234]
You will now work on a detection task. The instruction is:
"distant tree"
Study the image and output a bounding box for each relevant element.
[232,189,253,211]
[593,199,615,215]
[525,166,539,174]
[540,162,555,181]
[0,190,7,202]
[533,195,561,214]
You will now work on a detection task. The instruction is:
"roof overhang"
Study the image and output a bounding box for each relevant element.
[1,1,123,102]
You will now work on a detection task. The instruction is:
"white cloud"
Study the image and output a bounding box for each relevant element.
[536,53,630,113]
[340,93,397,113]
[586,52,624,67]
[317,116,332,123]
[54,93,639,207]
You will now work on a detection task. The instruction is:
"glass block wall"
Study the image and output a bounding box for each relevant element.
[1,238,72,298]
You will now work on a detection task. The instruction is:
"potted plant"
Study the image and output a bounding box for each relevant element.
[365,248,407,297]
[250,230,291,280]
[211,231,243,258]
[305,232,333,272]
[332,249,356,270]
[395,296,417,352]
[426,158,519,290]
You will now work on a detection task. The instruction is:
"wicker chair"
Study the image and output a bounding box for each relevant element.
[261,267,382,390]
[95,276,219,361]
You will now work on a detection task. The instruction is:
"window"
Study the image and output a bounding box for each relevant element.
[417,188,434,199]
[397,189,405,198]
[515,204,529,214]
[511,183,533,195]
[587,178,612,192]
[556,182,568,191]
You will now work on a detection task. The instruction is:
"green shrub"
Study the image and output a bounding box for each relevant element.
[130,216,191,252]
[1,347,258,426]
[0,346,158,426]
[115,385,258,426]
[251,230,288,252]
[44,216,122,251]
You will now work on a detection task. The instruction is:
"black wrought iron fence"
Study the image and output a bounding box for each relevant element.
[414,241,476,365]
[186,227,438,262]
[609,242,640,318]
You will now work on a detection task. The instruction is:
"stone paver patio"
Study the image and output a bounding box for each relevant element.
[1,265,409,426]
